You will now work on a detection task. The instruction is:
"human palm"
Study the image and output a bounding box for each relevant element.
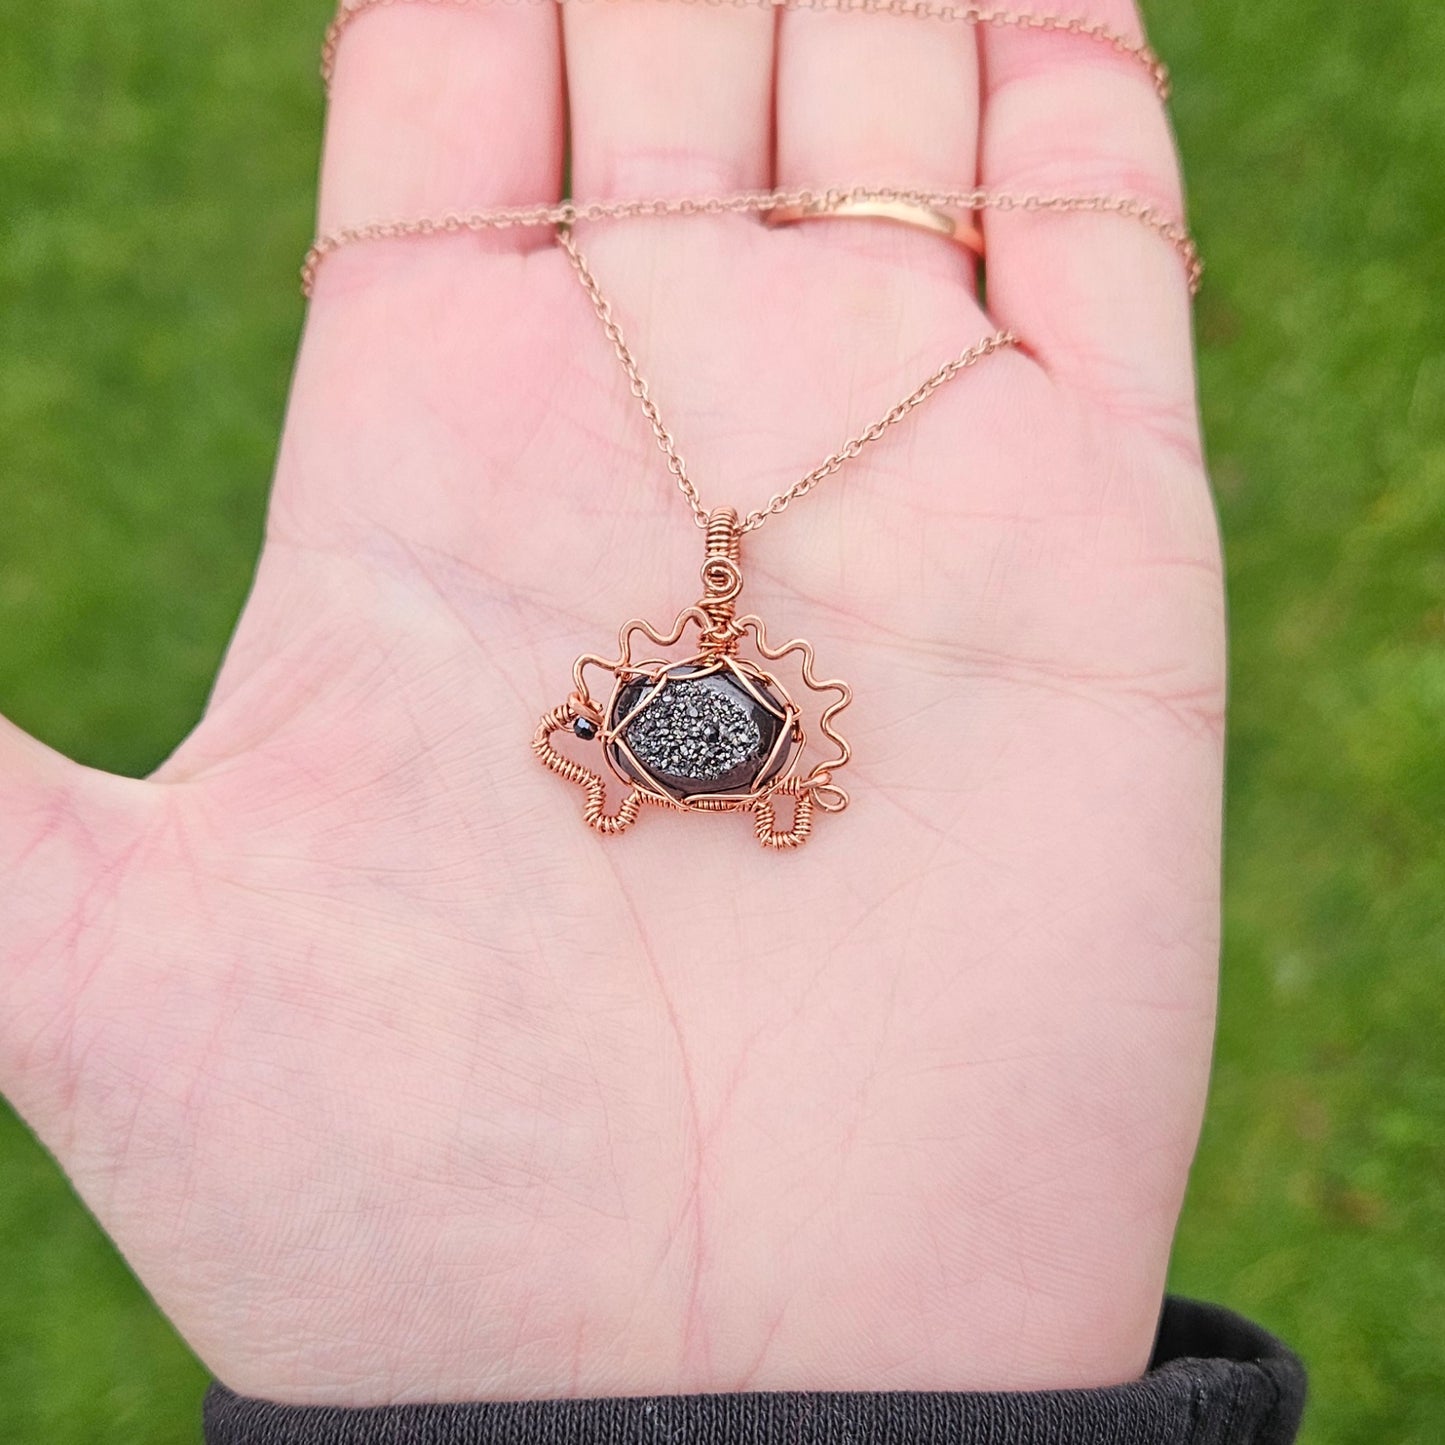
[2,0,1221,1410]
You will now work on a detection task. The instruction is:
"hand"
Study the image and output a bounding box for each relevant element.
[1,0,1219,1408]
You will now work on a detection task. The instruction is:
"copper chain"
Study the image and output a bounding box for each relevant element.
[320,0,1170,99]
[302,185,1202,300]
[312,0,1198,536]
[554,227,1020,531]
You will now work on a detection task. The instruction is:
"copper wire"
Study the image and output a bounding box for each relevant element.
[753,777,815,850]
[699,508,744,651]
[736,614,853,809]
[312,0,1189,848]
[320,0,1172,100]
[533,702,659,834]
[304,190,1202,303]
[558,218,1026,536]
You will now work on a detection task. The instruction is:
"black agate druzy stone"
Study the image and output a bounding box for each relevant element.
[607,663,792,801]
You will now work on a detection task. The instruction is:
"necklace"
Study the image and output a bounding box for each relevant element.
[301,194,1198,851]
[309,2,1203,851]
[302,186,1202,299]
[528,228,1019,850]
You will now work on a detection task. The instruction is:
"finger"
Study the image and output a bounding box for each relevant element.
[776,10,982,288]
[318,3,564,245]
[979,2,1199,452]
[564,2,774,196]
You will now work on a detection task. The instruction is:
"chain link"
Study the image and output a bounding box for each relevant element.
[320,0,1170,99]
[298,182,1197,534]
[302,185,1202,297]
[311,0,1195,538]
[555,228,1020,532]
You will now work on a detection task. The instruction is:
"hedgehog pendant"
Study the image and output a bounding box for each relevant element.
[532,508,852,850]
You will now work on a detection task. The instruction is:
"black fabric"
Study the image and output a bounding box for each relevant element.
[203,1296,1305,1445]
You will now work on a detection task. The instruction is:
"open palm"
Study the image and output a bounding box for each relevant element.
[1,0,1222,1409]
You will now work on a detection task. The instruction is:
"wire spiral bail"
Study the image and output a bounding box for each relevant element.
[697,507,745,654]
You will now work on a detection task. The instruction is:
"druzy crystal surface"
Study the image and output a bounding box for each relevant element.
[608,665,790,800]
[627,678,759,779]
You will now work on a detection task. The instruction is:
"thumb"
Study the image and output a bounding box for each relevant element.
[0,713,155,1113]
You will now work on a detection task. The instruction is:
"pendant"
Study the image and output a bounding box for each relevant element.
[533,509,852,849]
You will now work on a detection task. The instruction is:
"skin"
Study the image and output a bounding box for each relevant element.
[0,0,1222,1410]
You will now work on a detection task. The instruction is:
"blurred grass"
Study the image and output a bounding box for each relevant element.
[1164,5,1445,1442]
[0,0,1442,1440]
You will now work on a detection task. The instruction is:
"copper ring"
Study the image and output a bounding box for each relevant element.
[765,198,985,258]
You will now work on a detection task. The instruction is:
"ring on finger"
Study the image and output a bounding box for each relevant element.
[764,197,984,257]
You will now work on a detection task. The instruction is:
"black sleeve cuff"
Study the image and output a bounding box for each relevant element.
[203,1295,1305,1445]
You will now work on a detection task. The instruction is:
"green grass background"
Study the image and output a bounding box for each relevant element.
[1,0,1441,1439]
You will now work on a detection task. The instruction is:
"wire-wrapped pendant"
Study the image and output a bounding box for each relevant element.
[533,509,851,849]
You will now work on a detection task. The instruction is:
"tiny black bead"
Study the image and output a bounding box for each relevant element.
[572,716,599,741]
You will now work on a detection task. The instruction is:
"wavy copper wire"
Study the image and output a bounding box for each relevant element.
[537,696,816,845]
[532,703,657,834]
[571,608,710,709]
[313,0,1177,848]
[579,606,853,813]
[734,616,853,812]
[542,592,847,844]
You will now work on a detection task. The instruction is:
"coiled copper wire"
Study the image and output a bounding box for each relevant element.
[699,508,744,653]
[532,703,655,835]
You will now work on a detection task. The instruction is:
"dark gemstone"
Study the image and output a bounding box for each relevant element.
[572,716,599,741]
[607,665,792,800]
